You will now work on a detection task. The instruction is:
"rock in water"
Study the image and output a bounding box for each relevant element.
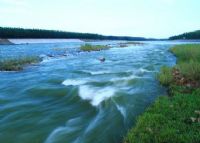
[99,57,106,62]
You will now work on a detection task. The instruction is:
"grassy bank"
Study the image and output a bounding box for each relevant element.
[80,44,110,52]
[0,56,41,71]
[124,44,200,143]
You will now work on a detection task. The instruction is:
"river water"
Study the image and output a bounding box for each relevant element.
[0,41,182,143]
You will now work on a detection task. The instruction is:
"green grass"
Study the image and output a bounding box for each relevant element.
[124,87,200,143]
[124,44,200,143]
[176,61,200,81]
[170,44,200,63]
[80,44,109,52]
[0,56,41,71]
[171,44,200,81]
[158,44,200,84]
[157,66,173,86]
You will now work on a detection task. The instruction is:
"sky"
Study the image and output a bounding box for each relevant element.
[0,0,200,38]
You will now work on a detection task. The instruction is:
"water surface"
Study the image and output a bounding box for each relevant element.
[0,41,178,143]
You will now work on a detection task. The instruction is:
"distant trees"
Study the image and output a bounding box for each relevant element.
[0,27,147,41]
[169,30,200,40]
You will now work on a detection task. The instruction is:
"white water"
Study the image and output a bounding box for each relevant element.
[62,79,88,86]
[82,70,112,75]
[79,85,116,106]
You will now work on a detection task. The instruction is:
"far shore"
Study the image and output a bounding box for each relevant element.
[0,39,13,45]
[0,38,84,45]
[1,38,200,45]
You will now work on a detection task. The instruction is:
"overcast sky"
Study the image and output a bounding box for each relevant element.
[0,0,200,38]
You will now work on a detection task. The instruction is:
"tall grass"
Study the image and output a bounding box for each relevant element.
[157,66,173,86]
[170,44,200,63]
[170,44,200,81]
[0,56,41,71]
[176,61,200,81]
[158,44,200,83]
[80,44,109,52]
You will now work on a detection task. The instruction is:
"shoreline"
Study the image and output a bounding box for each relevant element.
[0,39,13,45]
[0,38,84,45]
[124,44,200,143]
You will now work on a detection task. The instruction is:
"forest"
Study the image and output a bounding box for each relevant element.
[169,30,200,40]
[0,27,148,41]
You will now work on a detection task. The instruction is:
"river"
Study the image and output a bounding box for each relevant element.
[0,41,189,143]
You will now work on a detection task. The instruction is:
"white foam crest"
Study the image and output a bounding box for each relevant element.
[82,70,111,75]
[139,68,155,73]
[62,79,88,86]
[111,75,138,82]
[116,104,126,119]
[41,58,53,63]
[78,85,116,106]
[112,99,127,120]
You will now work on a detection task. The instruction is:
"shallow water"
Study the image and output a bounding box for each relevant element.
[0,41,190,143]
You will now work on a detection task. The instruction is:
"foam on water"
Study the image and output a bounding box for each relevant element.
[111,75,139,82]
[82,70,112,75]
[62,73,138,87]
[139,68,155,73]
[116,104,126,120]
[78,85,116,106]
[62,79,88,86]
[112,99,127,120]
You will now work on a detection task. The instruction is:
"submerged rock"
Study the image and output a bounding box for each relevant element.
[99,57,106,62]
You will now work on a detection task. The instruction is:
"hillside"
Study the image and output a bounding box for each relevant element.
[169,30,200,40]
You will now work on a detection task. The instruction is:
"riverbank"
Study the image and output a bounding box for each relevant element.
[124,44,200,143]
[0,39,83,45]
[0,39,13,45]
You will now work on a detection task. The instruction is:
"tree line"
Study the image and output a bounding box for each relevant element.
[0,27,148,41]
[169,30,200,40]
